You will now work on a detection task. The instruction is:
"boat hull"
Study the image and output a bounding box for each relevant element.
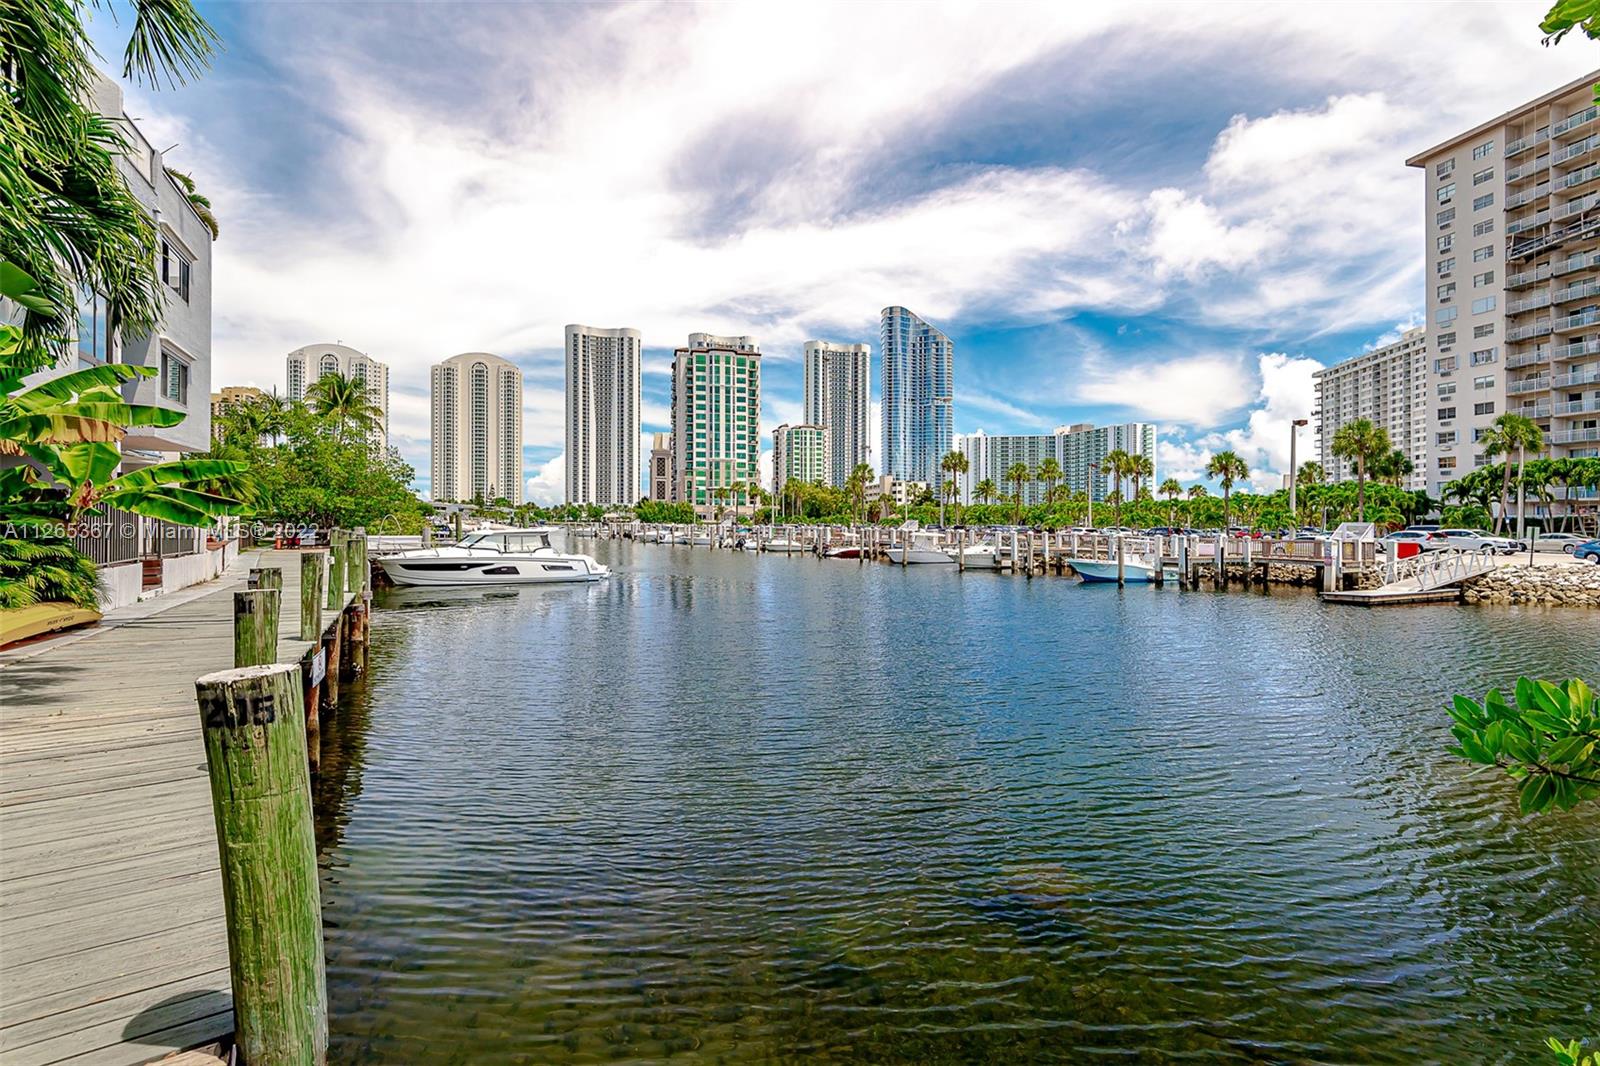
[884,548,956,565]
[1068,557,1157,583]
[825,547,862,559]
[951,548,998,569]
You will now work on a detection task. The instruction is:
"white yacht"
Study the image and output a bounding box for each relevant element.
[949,542,999,569]
[763,536,806,553]
[377,528,609,586]
[884,531,956,565]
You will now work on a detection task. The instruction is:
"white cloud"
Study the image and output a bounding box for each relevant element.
[1077,352,1252,428]
[1206,352,1322,491]
[525,453,564,506]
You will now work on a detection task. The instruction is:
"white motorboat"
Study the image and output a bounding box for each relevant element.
[690,531,713,546]
[885,531,956,565]
[949,542,999,569]
[1067,555,1158,583]
[377,528,609,586]
[763,537,806,553]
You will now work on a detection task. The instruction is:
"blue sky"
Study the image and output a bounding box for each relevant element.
[94,1,1600,501]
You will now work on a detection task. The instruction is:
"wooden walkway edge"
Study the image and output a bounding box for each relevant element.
[0,550,345,1066]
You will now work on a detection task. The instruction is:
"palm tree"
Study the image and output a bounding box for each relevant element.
[1204,450,1250,530]
[1297,461,1325,489]
[1004,461,1030,525]
[1330,418,1390,523]
[1037,457,1062,513]
[164,168,219,240]
[1130,453,1154,502]
[1,0,220,371]
[939,450,968,527]
[974,478,997,507]
[1159,477,1182,527]
[1371,448,1413,488]
[1480,412,1544,534]
[845,463,872,524]
[1187,484,1209,500]
[306,372,382,443]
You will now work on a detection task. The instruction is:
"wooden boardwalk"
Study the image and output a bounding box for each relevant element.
[0,550,336,1066]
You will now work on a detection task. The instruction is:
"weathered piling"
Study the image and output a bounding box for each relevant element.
[1116,536,1126,587]
[233,589,280,668]
[300,553,324,642]
[326,530,346,611]
[193,663,329,1066]
[248,567,283,593]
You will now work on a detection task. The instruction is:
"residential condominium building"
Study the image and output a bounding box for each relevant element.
[957,422,1158,505]
[649,432,672,501]
[772,423,827,501]
[802,340,870,487]
[285,342,390,447]
[881,306,953,487]
[1407,72,1600,502]
[1312,327,1429,490]
[671,333,761,518]
[564,324,642,507]
[430,352,524,504]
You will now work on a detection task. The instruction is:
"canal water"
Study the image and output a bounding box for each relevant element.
[315,538,1599,1064]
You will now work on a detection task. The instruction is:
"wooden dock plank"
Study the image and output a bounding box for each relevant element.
[0,550,332,1066]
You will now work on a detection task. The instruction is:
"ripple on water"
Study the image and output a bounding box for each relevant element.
[318,540,1600,1064]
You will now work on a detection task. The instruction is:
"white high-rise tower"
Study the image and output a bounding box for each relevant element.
[802,340,870,487]
[564,325,642,507]
[430,352,524,504]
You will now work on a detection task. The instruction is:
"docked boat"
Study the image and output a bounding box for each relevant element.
[764,537,806,553]
[376,528,609,586]
[949,542,999,569]
[825,536,863,559]
[690,531,713,546]
[884,531,956,565]
[1067,555,1158,583]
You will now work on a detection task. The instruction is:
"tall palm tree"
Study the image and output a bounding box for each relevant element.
[845,463,872,524]
[1330,418,1390,523]
[1371,448,1413,488]
[1480,412,1544,534]
[974,478,997,507]
[1160,477,1182,527]
[939,450,968,527]
[306,372,382,443]
[1037,457,1062,512]
[1186,484,1209,500]
[1297,461,1325,490]
[1204,450,1250,530]
[1101,449,1132,503]
[1130,453,1154,502]
[1004,461,1030,525]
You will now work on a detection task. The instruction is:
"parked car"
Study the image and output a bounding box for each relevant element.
[1575,539,1600,564]
[1405,524,1441,535]
[1434,528,1524,554]
[1380,530,1438,553]
[1531,532,1591,554]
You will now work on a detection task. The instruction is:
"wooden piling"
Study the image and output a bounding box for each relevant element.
[346,528,364,596]
[248,567,282,593]
[300,553,324,642]
[193,663,328,1066]
[326,531,346,611]
[1116,536,1126,587]
[233,589,280,668]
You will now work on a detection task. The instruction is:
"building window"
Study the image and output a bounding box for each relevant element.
[1472,244,1494,262]
[1438,456,1457,471]
[1437,282,1456,301]
[1437,159,1456,178]
[1473,270,1495,287]
[1436,306,1458,325]
[1437,256,1456,275]
[1473,193,1495,211]
[1473,168,1495,186]
[1472,141,1494,160]
[1473,323,1496,338]
[1436,431,1457,445]
[1438,382,1457,398]
[1438,406,1457,420]
[160,239,192,302]
[1473,219,1495,237]
[1474,401,1495,416]
[1472,296,1497,314]
[1435,357,1458,374]
[1471,347,1498,365]
[1436,182,1456,203]
[1436,207,1456,227]
[1473,374,1495,390]
[1437,234,1455,253]
[75,285,110,367]
[160,349,189,404]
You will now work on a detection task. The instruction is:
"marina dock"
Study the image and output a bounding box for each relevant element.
[0,549,354,1066]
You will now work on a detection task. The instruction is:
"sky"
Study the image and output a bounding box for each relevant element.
[93,1,1600,502]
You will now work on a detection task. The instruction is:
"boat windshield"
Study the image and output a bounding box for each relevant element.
[458,532,553,553]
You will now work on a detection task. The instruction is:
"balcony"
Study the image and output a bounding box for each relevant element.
[1551,427,1600,444]
[1508,319,1554,341]
[1560,161,1600,192]
[1508,375,1551,395]
[1554,251,1600,276]
[1509,291,1553,314]
[1555,366,1600,388]
[1509,208,1553,236]
[1506,155,1550,183]
[1516,402,1554,418]
[1512,215,1600,261]
[1506,183,1551,209]
[1554,309,1600,333]
[1553,395,1600,416]
[1507,349,1551,369]
[1554,279,1600,304]
[1554,105,1600,138]
[1508,264,1553,288]
[1554,132,1600,164]
[1508,129,1552,157]
[1555,192,1600,221]
[1554,337,1600,360]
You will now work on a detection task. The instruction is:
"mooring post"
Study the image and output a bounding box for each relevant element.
[1214,536,1226,590]
[326,531,346,611]
[194,663,329,1066]
[1116,535,1126,587]
[233,589,280,668]
[248,566,282,593]
[300,553,324,642]
[347,527,365,596]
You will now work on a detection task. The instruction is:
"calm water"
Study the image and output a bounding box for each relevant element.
[315,538,1599,1064]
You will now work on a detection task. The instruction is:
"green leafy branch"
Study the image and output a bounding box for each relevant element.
[1448,678,1600,813]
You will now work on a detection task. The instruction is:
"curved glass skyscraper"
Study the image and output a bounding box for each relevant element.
[880,306,953,486]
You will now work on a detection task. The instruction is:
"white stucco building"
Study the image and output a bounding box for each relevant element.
[285,342,390,447]
[430,352,524,504]
[802,340,870,487]
[564,324,642,507]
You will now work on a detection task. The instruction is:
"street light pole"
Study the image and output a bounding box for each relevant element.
[1289,418,1309,526]
[1087,462,1100,529]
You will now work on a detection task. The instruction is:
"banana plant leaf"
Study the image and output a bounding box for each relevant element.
[102,484,253,518]
[0,414,127,445]
[1,363,154,401]
[106,458,248,488]
[57,442,124,487]
[30,401,185,428]
[0,262,53,315]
